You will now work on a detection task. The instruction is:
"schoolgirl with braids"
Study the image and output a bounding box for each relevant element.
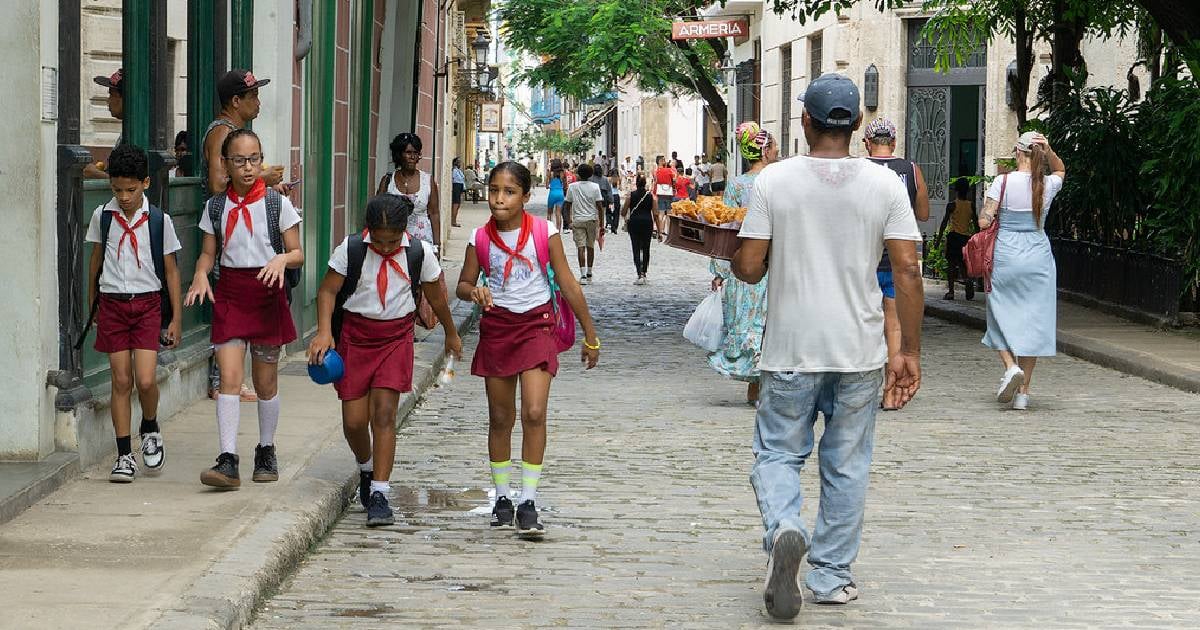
[187,128,304,489]
[456,161,600,539]
[308,195,462,527]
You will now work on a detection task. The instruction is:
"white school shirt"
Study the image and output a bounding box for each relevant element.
[470,223,557,314]
[198,193,302,268]
[329,233,441,320]
[85,196,183,294]
[739,156,921,373]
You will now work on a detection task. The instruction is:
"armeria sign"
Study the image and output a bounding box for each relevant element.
[671,18,750,40]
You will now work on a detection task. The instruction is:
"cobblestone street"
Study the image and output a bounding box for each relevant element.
[254,227,1200,629]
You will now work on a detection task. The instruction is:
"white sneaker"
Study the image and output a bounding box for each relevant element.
[810,584,859,605]
[140,432,165,472]
[996,366,1025,403]
[579,276,591,286]
[1012,393,1029,410]
[763,529,806,620]
[109,453,138,483]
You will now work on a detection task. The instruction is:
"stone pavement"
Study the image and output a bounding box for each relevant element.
[253,216,1200,628]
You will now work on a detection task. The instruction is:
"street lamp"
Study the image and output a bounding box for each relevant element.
[863,64,879,110]
[472,31,490,68]
[718,52,737,86]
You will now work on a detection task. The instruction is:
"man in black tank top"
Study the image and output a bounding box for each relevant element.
[202,69,286,196]
[863,117,929,409]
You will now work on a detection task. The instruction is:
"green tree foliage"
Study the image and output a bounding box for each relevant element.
[516,128,595,158]
[497,0,727,134]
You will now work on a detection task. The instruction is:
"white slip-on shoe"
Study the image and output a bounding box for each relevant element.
[763,529,806,620]
[1012,393,1029,410]
[996,366,1025,403]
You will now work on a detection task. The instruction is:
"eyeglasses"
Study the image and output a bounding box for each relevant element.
[224,154,263,167]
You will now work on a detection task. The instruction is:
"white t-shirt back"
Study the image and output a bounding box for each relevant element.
[329,233,442,320]
[85,197,183,294]
[471,222,558,314]
[199,193,302,268]
[566,181,603,222]
[694,163,711,186]
[986,171,1063,217]
[739,156,922,373]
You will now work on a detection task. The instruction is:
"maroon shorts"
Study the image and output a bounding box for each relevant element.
[211,266,297,346]
[94,293,161,354]
[471,302,559,378]
[334,312,415,401]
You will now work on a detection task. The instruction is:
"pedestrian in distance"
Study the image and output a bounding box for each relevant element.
[694,154,711,196]
[607,167,623,234]
[172,130,191,178]
[84,68,126,179]
[563,163,606,285]
[456,162,601,539]
[588,164,614,236]
[307,194,462,527]
[710,122,777,405]
[709,156,727,194]
[733,73,924,620]
[623,175,655,285]
[451,157,466,228]
[937,178,979,300]
[84,144,182,482]
[378,133,441,254]
[652,155,676,241]
[980,131,1066,411]
[862,117,930,410]
[546,160,566,231]
[678,166,697,201]
[186,128,305,489]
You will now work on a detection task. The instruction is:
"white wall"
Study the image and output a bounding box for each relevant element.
[0,1,60,459]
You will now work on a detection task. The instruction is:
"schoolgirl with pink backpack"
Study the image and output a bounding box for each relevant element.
[456,161,601,539]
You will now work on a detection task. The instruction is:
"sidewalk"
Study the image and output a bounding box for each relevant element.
[924,279,1200,394]
[0,205,489,630]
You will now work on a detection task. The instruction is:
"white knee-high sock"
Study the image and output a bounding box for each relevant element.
[216,394,240,454]
[257,396,280,446]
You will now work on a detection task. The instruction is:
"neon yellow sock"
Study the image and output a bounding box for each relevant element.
[520,461,543,502]
[490,460,512,498]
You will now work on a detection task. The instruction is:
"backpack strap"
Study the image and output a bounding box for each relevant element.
[474,227,492,278]
[265,188,284,255]
[532,216,551,274]
[76,210,115,349]
[331,234,368,342]
[207,192,227,267]
[148,205,173,327]
[405,238,425,306]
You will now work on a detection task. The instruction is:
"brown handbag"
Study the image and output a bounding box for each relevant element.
[963,174,1006,292]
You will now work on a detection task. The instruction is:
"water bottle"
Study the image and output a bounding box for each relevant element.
[438,356,456,386]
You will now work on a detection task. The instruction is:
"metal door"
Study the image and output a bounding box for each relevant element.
[906,86,950,213]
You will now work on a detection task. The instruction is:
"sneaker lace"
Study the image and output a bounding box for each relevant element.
[117,453,137,471]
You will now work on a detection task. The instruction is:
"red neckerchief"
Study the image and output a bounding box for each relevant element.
[111,209,149,268]
[485,212,534,286]
[369,237,411,308]
[224,178,267,243]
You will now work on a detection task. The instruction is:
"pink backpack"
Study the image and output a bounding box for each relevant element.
[475,217,577,353]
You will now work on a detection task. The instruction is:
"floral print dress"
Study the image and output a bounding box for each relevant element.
[708,172,768,383]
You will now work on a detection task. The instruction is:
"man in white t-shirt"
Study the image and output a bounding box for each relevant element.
[732,73,924,620]
[692,155,711,195]
[562,163,605,284]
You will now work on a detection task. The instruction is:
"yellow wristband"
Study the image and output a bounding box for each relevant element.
[583,338,601,351]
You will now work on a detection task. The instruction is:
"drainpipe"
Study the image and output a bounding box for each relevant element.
[295,0,313,60]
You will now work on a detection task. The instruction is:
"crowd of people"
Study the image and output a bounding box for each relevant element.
[84,63,1067,620]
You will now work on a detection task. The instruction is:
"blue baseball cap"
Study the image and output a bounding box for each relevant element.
[801,73,861,128]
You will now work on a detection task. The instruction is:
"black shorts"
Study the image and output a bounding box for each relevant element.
[945,232,969,264]
[710,181,726,194]
[452,182,464,204]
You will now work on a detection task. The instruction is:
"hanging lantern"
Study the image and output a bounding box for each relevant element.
[863,64,879,110]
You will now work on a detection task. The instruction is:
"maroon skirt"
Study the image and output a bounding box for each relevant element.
[211,266,297,346]
[95,293,161,353]
[334,312,415,401]
[471,302,559,378]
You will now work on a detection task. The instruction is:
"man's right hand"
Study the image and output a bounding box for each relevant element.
[262,165,285,186]
[883,351,921,409]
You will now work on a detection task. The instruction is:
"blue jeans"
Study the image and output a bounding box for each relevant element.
[750,369,883,597]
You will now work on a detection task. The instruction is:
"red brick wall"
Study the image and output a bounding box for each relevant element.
[332,0,352,242]
[368,1,385,191]
[416,0,439,174]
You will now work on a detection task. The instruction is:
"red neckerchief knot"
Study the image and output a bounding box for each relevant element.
[485,212,534,286]
[111,209,149,268]
[224,178,267,243]
[369,238,411,308]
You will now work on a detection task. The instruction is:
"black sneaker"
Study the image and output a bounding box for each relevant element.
[200,453,240,489]
[515,499,545,539]
[366,491,394,527]
[358,470,373,508]
[764,529,807,620]
[253,444,279,482]
[490,496,515,527]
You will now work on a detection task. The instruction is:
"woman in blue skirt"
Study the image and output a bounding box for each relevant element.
[979,132,1066,410]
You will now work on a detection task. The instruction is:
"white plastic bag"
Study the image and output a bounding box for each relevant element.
[683,291,725,353]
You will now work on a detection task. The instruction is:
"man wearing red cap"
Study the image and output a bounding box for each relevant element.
[84,69,127,179]
[202,69,286,196]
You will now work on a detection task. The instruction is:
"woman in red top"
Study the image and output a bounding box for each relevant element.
[652,156,676,241]
[673,166,693,201]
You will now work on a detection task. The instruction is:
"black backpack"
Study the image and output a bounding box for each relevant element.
[206,188,302,302]
[76,206,173,349]
[330,234,424,342]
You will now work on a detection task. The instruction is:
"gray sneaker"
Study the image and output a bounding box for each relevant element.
[763,529,806,620]
[140,432,165,473]
[810,584,859,605]
[109,453,138,483]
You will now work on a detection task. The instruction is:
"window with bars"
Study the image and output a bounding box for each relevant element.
[809,32,823,81]
[780,44,792,158]
[908,19,985,70]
